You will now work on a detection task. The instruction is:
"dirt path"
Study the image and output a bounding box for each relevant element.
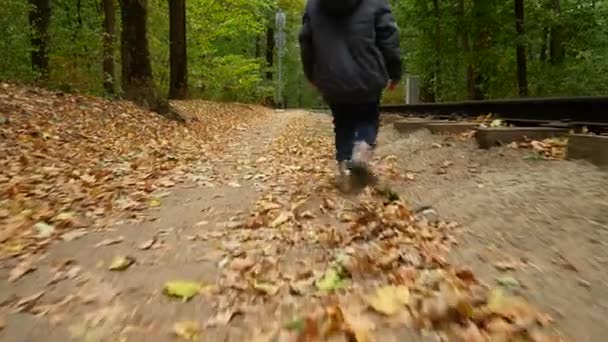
[2,103,606,342]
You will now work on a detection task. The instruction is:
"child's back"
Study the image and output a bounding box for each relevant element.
[299,0,402,190]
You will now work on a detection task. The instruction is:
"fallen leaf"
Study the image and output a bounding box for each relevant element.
[253,281,280,296]
[494,260,519,272]
[0,217,27,243]
[496,275,521,288]
[0,315,5,330]
[61,229,88,241]
[206,309,240,327]
[149,198,161,207]
[34,221,55,238]
[138,238,156,250]
[316,268,345,292]
[9,259,36,282]
[164,281,201,302]
[173,320,200,341]
[66,265,82,279]
[228,256,256,272]
[108,256,135,271]
[270,211,291,228]
[13,291,45,313]
[194,220,209,227]
[95,236,124,247]
[366,286,410,316]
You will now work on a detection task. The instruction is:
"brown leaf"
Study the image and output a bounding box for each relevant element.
[270,211,291,228]
[9,259,36,283]
[228,256,256,272]
[61,229,88,242]
[0,216,27,243]
[95,236,124,247]
[206,309,240,327]
[366,286,410,316]
[0,315,5,330]
[173,320,200,341]
[138,238,156,250]
[13,291,45,313]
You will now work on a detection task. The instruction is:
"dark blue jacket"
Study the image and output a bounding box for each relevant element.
[298,0,402,104]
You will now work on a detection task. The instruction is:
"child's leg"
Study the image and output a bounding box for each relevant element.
[353,101,380,148]
[330,103,356,163]
[350,100,380,186]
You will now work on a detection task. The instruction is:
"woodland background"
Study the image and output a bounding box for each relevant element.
[1,0,607,110]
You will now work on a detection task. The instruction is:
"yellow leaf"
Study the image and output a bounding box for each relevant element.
[173,320,200,341]
[149,198,161,207]
[253,281,280,296]
[164,281,201,302]
[366,286,410,316]
[108,255,135,271]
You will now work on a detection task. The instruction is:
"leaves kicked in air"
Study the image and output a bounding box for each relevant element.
[164,281,201,302]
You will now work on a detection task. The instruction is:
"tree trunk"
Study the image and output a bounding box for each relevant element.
[549,0,565,65]
[102,0,116,95]
[457,0,476,100]
[266,26,275,81]
[432,0,441,100]
[514,0,528,96]
[121,0,173,117]
[169,0,188,99]
[470,0,489,100]
[28,0,51,80]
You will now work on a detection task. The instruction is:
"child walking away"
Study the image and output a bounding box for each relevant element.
[298,0,402,191]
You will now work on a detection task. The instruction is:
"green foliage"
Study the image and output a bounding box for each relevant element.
[2,0,607,106]
[0,1,35,81]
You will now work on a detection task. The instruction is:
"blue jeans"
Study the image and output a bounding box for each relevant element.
[330,100,380,162]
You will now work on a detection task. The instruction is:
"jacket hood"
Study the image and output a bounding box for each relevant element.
[319,0,362,17]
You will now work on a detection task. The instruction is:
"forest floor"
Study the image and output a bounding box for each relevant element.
[1,84,608,342]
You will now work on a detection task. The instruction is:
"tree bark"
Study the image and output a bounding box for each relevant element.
[470,0,489,100]
[28,0,51,80]
[432,0,441,100]
[102,0,116,95]
[514,0,528,96]
[549,0,565,65]
[457,0,476,100]
[121,0,172,117]
[266,26,275,81]
[169,0,188,99]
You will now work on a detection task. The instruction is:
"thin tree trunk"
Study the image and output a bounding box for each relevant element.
[549,0,565,65]
[470,0,488,100]
[121,0,173,118]
[28,0,51,80]
[169,0,188,99]
[266,25,275,81]
[540,27,549,62]
[255,34,261,59]
[102,0,116,95]
[515,0,528,96]
[457,0,476,100]
[432,0,441,100]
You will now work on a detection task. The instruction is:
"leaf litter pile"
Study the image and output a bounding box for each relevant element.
[189,117,563,341]
[0,83,269,258]
[0,85,565,341]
